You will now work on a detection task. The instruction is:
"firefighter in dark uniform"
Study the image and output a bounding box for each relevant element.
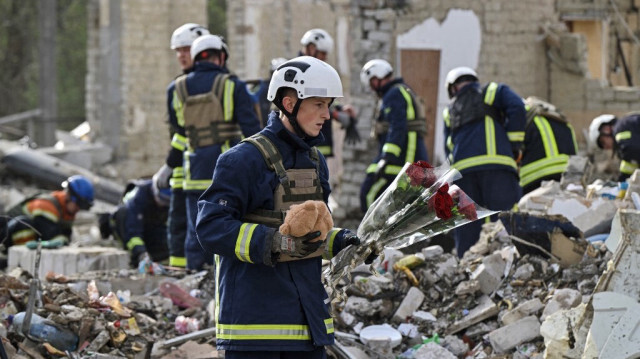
[443,67,525,257]
[99,179,170,268]
[153,23,210,269]
[589,113,640,180]
[520,98,578,194]
[168,34,260,270]
[196,56,360,358]
[359,59,429,212]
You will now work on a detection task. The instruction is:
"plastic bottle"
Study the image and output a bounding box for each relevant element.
[10,312,78,351]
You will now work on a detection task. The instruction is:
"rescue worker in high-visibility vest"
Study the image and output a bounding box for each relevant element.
[520,99,578,194]
[99,179,170,268]
[196,56,360,358]
[589,113,640,180]
[153,23,210,269]
[168,34,260,271]
[1,175,94,253]
[443,67,524,258]
[299,28,360,159]
[359,59,428,212]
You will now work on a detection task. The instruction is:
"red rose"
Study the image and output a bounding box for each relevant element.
[406,161,437,188]
[429,183,454,220]
[454,189,478,221]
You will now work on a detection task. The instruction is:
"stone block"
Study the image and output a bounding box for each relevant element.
[470,252,505,294]
[447,295,499,334]
[8,245,129,279]
[488,316,541,354]
[455,280,481,296]
[542,288,582,320]
[501,298,544,325]
[421,245,444,259]
[614,87,640,102]
[392,287,425,323]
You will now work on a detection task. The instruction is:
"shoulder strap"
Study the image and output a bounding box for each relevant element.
[174,75,189,104]
[213,73,230,100]
[242,134,287,181]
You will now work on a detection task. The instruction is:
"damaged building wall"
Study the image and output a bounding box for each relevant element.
[86,0,207,180]
[551,0,640,143]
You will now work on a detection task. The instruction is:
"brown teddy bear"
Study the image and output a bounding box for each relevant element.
[279,200,334,243]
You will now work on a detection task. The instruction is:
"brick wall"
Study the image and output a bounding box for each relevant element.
[86,0,206,180]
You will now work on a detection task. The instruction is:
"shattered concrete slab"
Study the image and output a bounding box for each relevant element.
[489,316,541,354]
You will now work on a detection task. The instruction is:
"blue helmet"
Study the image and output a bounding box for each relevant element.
[63,175,94,210]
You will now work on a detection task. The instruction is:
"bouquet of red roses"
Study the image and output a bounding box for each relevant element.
[324,161,496,301]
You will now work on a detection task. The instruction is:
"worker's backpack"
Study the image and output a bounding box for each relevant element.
[524,96,567,126]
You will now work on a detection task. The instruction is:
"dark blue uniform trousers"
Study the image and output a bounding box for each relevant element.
[453,169,521,257]
[167,188,187,263]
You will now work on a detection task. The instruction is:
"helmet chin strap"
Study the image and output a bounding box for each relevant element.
[275,97,306,137]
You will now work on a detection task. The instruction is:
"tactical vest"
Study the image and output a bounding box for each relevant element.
[448,84,500,132]
[374,83,427,137]
[175,73,242,149]
[241,134,327,262]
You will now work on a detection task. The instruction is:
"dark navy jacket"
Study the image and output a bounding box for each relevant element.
[614,113,640,180]
[368,78,429,176]
[166,61,261,192]
[443,82,526,175]
[196,112,352,351]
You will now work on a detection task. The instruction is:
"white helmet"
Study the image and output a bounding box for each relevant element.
[360,59,393,87]
[170,23,210,49]
[588,114,617,149]
[300,29,334,53]
[270,57,288,73]
[267,56,343,102]
[445,67,478,98]
[190,34,227,61]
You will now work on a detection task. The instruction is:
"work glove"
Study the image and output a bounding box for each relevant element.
[344,116,361,145]
[264,230,323,266]
[152,164,173,190]
[25,237,67,250]
[343,231,361,246]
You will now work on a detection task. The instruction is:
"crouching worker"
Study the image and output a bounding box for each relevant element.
[196,56,360,358]
[1,175,94,255]
[99,179,170,270]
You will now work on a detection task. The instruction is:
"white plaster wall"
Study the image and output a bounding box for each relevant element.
[397,9,481,164]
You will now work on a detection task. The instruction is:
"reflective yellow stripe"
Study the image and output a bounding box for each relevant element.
[325,318,334,334]
[126,236,145,251]
[171,133,188,151]
[397,86,415,120]
[366,163,377,174]
[169,179,183,189]
[224,80,235,122]
[620,160,638,175]
[366,178,387,208]
[183,179,212,191]
[173,90,185,127]
[317,146,332,155]
[534,116,558,156]
[519,155,569,187]
[214,254,221,326]
[385,165,402,175]
[30,209,59,223]
[222,140,231,153]
[507,131,525,142]
[616,130,632,141]
[382,143,401,157]
[235,223,257,263]
[446,135,454,152]
[323,229,340,259]
[568,124,578,154]
[217,324,311,340]
[453,154,517,171]
[443,108,450,128]
[169,256,186,267]
[405,131,417,164]
[12,229,35,245]
[485,117,496,155]
[484,82,498,105]
[172,166,184,178]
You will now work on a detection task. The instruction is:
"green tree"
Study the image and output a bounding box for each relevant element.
[208,0,226,38]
